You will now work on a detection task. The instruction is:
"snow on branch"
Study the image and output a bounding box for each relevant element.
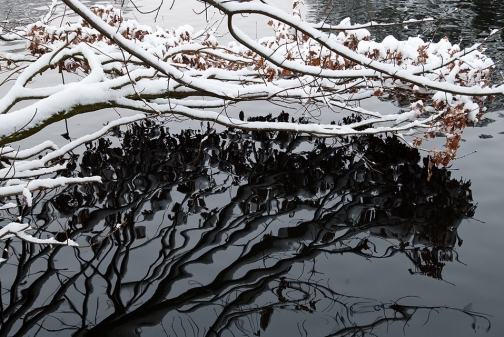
[0,114,148,200]
[0,222,79,248]
[0,219,127,262]
[0,0,501,181]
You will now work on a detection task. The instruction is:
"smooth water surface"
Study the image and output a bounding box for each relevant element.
[1,1,504,336]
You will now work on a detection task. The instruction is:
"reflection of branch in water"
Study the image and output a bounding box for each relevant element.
[0,114,483,336]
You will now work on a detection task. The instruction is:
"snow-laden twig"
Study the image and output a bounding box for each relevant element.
[0,114,149,202]
[0,222,79,246]
[0,177,102,198]
[0,219,128,256]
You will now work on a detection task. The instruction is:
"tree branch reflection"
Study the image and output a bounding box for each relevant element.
[0,114,487,336]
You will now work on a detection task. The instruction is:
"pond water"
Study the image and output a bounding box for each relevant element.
[1,1,504,337]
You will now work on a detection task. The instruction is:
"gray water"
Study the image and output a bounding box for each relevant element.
[1,1,504,337]
[307,1,504,335]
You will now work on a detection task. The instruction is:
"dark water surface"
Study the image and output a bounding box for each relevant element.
[1,1,504,337]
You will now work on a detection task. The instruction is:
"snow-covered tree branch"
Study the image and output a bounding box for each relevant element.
[0,0,501,201]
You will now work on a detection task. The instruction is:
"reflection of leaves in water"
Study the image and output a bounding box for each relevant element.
[0,117,486,336]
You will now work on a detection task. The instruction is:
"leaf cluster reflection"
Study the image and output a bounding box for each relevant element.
[0,115,487,336]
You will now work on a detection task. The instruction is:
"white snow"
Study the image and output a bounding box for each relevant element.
[22,187,32,207]
[0,0,498,217]
[0,222,79,246]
